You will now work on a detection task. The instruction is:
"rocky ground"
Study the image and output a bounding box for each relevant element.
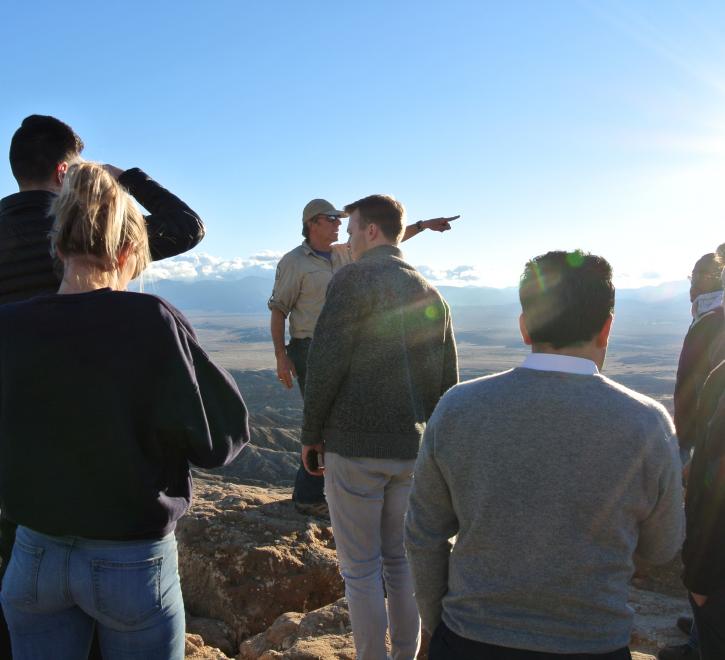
[178,476,690,659]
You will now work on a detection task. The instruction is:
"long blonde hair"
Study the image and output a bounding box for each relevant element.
[50,162,150,282]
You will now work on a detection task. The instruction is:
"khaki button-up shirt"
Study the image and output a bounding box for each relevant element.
[268,241,352,339]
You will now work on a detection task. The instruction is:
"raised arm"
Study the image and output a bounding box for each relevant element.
[401,215,460,242]
[104,165,205,260]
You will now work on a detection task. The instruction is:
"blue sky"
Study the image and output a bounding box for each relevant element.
[1,1,723,287]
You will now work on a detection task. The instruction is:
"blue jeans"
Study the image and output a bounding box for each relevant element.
[1,526,185,660]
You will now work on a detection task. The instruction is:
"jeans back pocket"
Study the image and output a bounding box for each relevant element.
[92,556,162,628]
[0,540,43,609]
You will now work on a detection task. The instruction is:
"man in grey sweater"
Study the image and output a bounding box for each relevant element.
[300,194,458,660]
[405,250,684,659]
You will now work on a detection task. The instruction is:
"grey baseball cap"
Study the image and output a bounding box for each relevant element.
[302,199,346,224]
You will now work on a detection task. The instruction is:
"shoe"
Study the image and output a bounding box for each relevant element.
[294,501,330,519]
[676,616,693,636]
[657,643,699,660]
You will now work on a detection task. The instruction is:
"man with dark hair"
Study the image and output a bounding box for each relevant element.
[0,114,206,658]
[0,114,205,303]
[269,197,458,516]
[8,114,85,187]
[657,253,724,660]
[299,194,458,659]
[406,250,684,659]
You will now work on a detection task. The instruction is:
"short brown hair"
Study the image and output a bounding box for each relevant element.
[343,194,405,242]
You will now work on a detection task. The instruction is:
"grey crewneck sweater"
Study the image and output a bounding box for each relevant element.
[405,367,684,654]
[300,244,458,458]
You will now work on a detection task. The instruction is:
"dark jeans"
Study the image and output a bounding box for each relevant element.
[288,338,325,504]
[691,591,725,659]
[429,621,632,660]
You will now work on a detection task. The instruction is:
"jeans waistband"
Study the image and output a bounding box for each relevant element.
[17,525,176,549]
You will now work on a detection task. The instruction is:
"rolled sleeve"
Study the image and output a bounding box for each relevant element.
[268,257,301,317]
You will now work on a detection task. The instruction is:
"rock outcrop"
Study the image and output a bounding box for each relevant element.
[177,476,344,650]
[238,599,355,659]
[185,633,233,659]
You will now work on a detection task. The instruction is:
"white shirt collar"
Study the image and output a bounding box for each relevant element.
[521,353,599,375]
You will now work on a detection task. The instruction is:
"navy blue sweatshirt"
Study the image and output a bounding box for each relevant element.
[0,289,248,540]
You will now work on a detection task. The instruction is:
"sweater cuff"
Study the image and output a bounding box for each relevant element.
[300,428,321,446]
[419,604,442,635]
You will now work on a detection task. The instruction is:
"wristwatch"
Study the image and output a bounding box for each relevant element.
[415,220,424,232]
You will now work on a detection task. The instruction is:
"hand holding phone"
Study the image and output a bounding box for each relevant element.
[302,443,325,476]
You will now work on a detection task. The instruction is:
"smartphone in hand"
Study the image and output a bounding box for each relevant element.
[308,449,325,472]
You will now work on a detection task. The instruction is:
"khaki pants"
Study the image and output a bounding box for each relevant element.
[325,452,421,660]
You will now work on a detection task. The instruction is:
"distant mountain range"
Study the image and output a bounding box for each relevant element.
[137,275,691,315]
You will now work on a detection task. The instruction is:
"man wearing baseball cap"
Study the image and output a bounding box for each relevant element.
[269,198,458,516]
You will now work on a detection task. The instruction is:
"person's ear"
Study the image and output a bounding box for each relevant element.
[595,314,614,348]
[117,245,133,271]
[55,162,69,186]
[367,223,378,241]
[519,313,532,345]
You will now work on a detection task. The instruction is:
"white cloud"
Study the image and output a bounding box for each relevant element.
[147,251,493,286]
[416,264,485,285]
[146,251,283,281]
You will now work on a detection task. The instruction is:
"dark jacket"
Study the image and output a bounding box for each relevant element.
[0,168,205,304]
[674,308,724,452]
[301,244,459,459]
[682,357,725,594]
[0,289,248,540]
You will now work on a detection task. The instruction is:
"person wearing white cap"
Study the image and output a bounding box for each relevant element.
[268,199,458,516]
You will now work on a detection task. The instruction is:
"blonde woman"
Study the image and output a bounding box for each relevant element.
[0,162,248,660]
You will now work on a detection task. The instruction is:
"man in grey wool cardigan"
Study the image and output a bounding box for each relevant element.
[405,250,684,660]
[300,194,458,660]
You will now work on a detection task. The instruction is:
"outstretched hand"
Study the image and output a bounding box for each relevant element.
[421,215,460,232]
